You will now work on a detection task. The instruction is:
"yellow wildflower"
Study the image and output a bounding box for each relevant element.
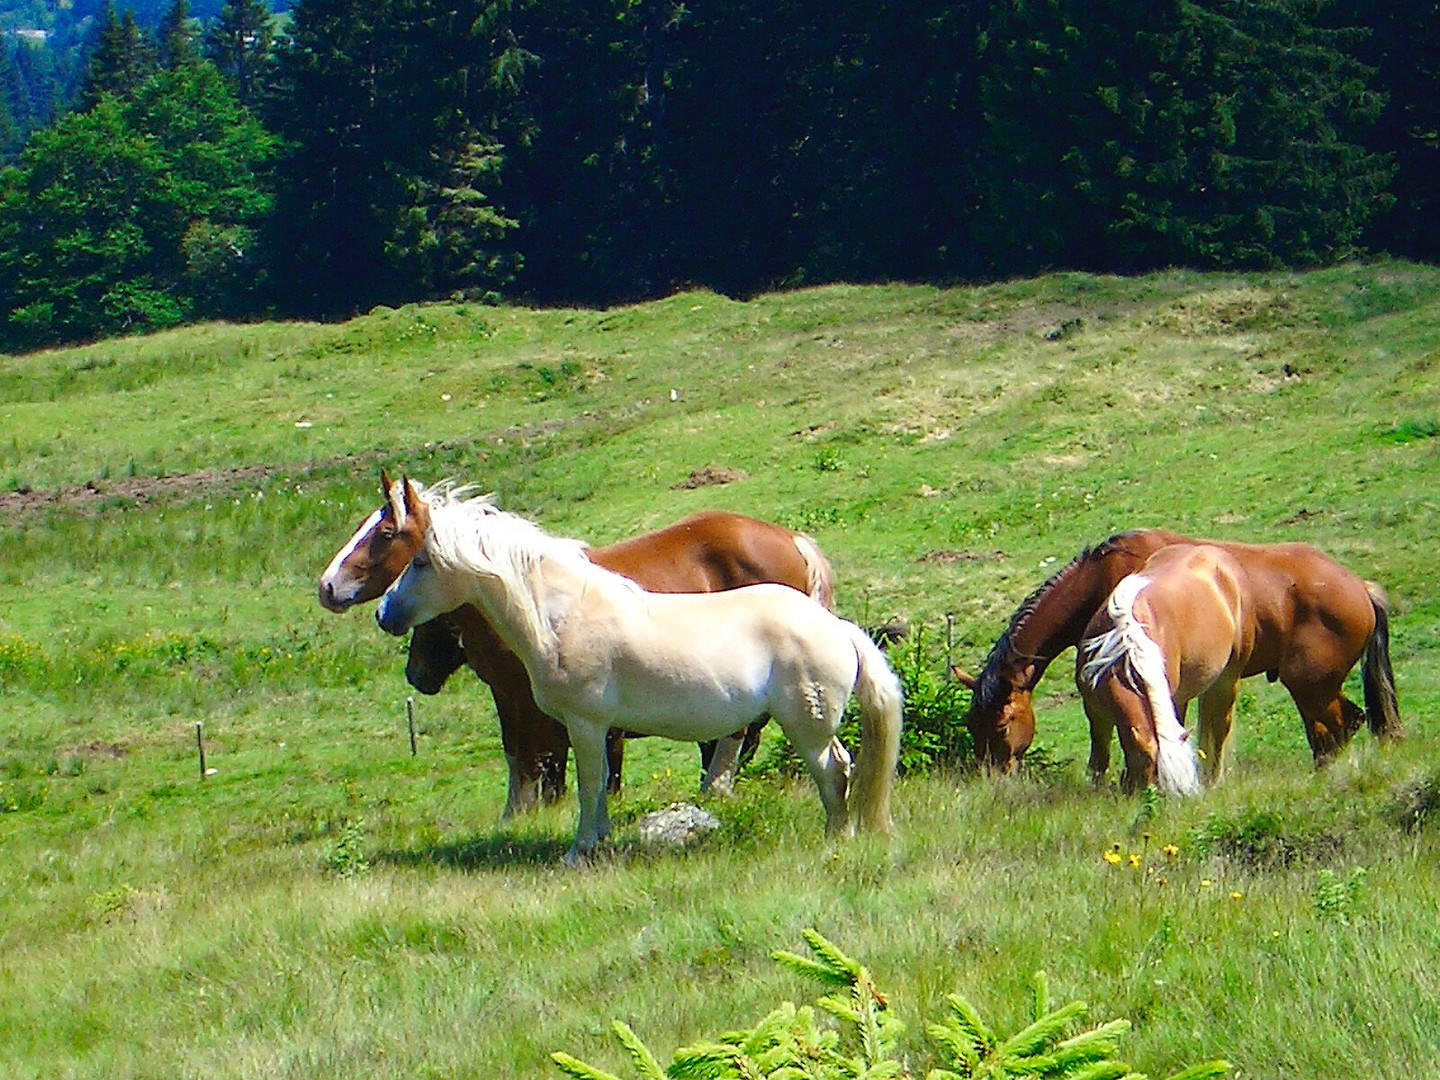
[1230,891,1243,900]
[1200,879,1213,888]
[1103,850,1122,865]
[1163,843,1179,857]
[1128,853,1142,868]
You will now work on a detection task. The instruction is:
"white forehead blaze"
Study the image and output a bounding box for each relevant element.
[321,509,383,585]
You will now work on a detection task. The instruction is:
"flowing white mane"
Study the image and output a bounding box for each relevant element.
[421,494,596,656]
[423,492,588,576]
[387,476,485,528]
[1079,573,1198,796]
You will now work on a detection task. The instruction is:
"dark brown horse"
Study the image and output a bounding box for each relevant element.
[956,529,1401,774]
[319,472,835,817]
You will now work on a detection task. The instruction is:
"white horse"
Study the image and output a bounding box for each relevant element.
[375,478,902,862]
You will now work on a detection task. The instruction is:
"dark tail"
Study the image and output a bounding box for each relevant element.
[1363,582,1402,739]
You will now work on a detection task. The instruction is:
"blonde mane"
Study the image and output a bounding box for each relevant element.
[422,494,594,656]
[1080,574,1198,796]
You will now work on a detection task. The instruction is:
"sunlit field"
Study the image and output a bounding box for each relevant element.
[3,263,1439,1078]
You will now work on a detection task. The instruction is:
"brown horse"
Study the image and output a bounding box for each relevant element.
[319,472,835,817]
[1078,543,1400,792]
[956,529,1401,774]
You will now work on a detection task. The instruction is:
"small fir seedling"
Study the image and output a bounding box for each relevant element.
[551,931,1229,1080]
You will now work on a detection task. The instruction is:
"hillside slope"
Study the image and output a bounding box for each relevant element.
[2,263,1438,1078]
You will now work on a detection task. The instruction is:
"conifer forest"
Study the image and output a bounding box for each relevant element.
[1,0,1437,350]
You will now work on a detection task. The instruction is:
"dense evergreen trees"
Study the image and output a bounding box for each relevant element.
[0,0,1437,349]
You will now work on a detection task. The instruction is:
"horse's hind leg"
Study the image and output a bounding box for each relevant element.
[784,725,851,836]
[1082,698,1115,787]
[699,719,768,794]
[605,729,625,796]
[1288,680,1365,765]
[1102,683,1160,794]
[699,731,745,796]
[804,737,853,837]
[1196,679,1239,787]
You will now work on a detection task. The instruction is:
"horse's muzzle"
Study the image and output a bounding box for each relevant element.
[375,598,410,637]
[318,579,352,613]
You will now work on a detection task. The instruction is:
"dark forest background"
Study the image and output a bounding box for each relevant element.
[1,0,1436,351]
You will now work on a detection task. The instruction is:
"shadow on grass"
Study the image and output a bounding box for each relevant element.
[377,832,572,871]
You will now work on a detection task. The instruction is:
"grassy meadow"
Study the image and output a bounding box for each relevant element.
[2,262,1440,1078]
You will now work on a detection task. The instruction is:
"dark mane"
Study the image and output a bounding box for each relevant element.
[972,530,1150,710]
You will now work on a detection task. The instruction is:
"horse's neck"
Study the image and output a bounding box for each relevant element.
[458,550,569,672]
[1004,552,1143,686]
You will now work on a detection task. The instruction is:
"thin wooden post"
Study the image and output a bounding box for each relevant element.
[195,722,207,779]
[945,612,955,679]
[407,696,417,756]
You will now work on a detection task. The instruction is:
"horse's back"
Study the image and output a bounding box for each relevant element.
[1214,540,1375,678]
[592,511,812,594]
[1137,545,1249,684]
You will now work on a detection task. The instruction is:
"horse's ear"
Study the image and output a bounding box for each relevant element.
[951,666,978,689]
[383,469,405,522]
[380,466,393,499]
[401,474,425,521]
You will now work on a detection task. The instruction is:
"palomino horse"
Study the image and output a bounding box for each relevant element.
[955,529,1401,774]
[1078,541,1400,794]
[375,480,901,862]
[319,471,836,816]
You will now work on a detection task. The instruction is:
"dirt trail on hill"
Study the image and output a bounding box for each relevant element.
[0,462,328,519]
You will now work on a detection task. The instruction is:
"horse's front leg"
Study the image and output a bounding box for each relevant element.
[1082,697,1114,786]
[564,720,612,865]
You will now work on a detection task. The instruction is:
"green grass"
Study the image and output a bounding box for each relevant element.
[2,261,1440,1077]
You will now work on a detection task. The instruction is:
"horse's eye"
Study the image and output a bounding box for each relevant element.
[412,550,432,569]
[379,525,398,541]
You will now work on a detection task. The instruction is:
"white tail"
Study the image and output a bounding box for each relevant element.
[1080,574,1199,797]
[847,623,903,832]
[793,533,836,611]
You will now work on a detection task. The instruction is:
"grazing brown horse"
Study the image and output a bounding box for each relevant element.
[319,472,835,817]
[1078,543,1400,793]
[956,529,1401,775]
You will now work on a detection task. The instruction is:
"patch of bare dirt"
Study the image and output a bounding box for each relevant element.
[918,549,1006,564]
[0,464,284,519]
[70,740,128,760]
[672,465,748,490]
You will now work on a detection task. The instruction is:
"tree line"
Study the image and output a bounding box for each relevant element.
[1,0,1436,352]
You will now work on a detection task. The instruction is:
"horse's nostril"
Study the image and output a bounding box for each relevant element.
[319,579,347,612]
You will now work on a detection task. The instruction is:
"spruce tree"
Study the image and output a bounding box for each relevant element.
[158,0,201,70]
[204,0,275,105]
[1333,0,1440,260]
[77,3,159,110]
[0,46,22,160]
[263,0,519,315]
